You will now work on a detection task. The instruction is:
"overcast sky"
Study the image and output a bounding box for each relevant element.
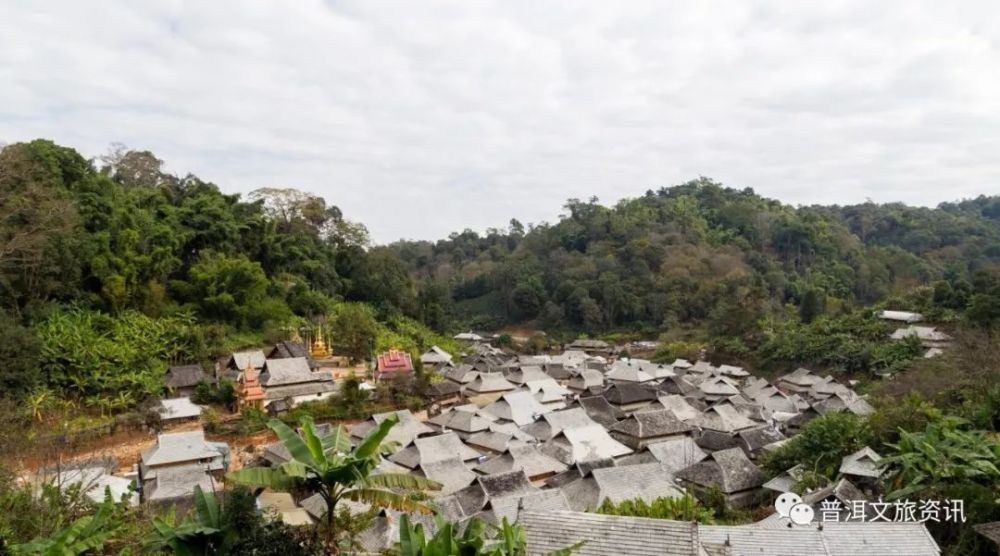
[3,2,1000,243]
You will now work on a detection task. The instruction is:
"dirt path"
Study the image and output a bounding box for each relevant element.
[12,405,424,476]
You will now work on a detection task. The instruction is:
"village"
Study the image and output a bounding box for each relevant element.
[32,310,960,555]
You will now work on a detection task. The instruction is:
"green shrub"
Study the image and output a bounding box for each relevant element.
[762,412,873,478]
[594,495,715,524]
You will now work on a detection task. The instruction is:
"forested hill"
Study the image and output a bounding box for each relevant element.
[389,179,1000,337]
[0,139,419,322]
[4,137,1000,370]
[0,139,445,404]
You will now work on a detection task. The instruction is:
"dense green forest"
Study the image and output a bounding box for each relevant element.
[390,179,1000,369]
[391,179,1000,335]
[0,139,446,407]
[4,139,1000,408]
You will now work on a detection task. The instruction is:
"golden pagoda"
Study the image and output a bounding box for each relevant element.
[236,364,266,413]
[310,324,331,359]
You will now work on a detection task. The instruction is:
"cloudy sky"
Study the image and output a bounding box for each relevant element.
[3,2,1000,243]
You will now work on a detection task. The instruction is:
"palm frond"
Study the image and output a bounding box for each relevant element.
[226,466,298,491]
[268,418,318,467]
[300,416,328,464]
[364,472,442,491]
[355,414,400,459]
[321,425,352,455]
[344,487,434,514]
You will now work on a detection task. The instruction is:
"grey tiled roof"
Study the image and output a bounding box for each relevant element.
[689,360,717,373]
[480,489,569,526]
[646,437,709,473]
[738,425,786,453]
[142,430,223,467]
[657,376,697,396]
[466,372,517,393]
[147,463,217,502]
[654,395,702,421]
[165,364,212,389]
[701,521,941,556]
[575,396,625,427]
[264,381,337,400]
[603,383,657,405]
[482,391,549,426]
[522,510,939,556]
[676,447,765,494]
[542,424,633,465]
[698,376,741,397]
[608,409,692,439]
[229,350,266,370]
[474,444,567,478]
[428,408,492,433]
[839,446,883,478]
[351,410,434,446]
[802,477,868,507]
[390,432,481,468]
[605,360,655,383]
[777,367,822,387]
[974,521,1000,545]
[762,464,806,493]
[506,365,550,385]
[526,407,599,441]
[415,456,477,495]
[479,469,536,498]
[451,470,538,516]
[260,357,324,386]
[561,462,684,511]
[694,403,757,433]
[466,430,516,453]
[428,381,461,397]
[420,345,453,364]
[567,368,604,391]
[444,365,479,384]
[526,378,573,404]
[717,364,749,377]
[520,510,700,556]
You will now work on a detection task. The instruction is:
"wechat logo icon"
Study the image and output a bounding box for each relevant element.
[775,492,814,525]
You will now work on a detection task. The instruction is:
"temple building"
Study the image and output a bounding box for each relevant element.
[376,350,415,381]
[236,365,266,413]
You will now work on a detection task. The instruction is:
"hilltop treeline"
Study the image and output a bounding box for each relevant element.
[390,178,1000,339]
[0,140,423,320]
[4,140,1000,402]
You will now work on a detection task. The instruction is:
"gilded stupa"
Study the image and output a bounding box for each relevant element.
[311,324,331,359]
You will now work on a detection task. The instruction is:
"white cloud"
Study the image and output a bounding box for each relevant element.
[3,0,1000,242]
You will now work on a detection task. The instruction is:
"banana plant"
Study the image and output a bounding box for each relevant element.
[881,416,1000,500]
[227,414,441,547]
[397,515,582,556]
[13,500,119,555]
[144,485,227,555]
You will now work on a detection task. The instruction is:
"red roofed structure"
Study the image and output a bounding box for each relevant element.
[236,365,266,412]
[376,350,415,380]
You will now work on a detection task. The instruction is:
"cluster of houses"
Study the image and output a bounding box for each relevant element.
[43,427,230,511]
[43,339,345,509]
[42,331,957,554]
[157,340,342,423]
[232,347,941,554]
[877,310,953,360]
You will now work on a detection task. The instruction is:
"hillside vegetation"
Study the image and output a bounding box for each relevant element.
[3,140,1000,554]
[390,179,1000,357]
[0,140,450,407]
